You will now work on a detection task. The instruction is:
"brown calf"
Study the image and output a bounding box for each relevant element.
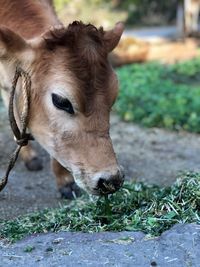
[0,0,124,198]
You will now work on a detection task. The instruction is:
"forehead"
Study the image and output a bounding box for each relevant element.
[51,51,115,114]
[40,23,117,114]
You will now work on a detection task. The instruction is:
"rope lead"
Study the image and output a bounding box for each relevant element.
[0,67,33,192]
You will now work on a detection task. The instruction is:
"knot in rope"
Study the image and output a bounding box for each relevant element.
[15,134,32,146]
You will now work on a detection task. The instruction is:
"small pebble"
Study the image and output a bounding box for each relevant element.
[52,237,64,244]
[45,247,53,252]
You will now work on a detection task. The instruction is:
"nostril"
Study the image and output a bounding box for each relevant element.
[112,178,123,190]
[97,175,124,195]
[98,178,110,192]
[97,178,116,194]
[97,178,106,189]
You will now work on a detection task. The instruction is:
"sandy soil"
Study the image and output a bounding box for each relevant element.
[1,104,200,220]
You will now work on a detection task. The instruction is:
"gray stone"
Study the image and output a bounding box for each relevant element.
[0,224,200,267]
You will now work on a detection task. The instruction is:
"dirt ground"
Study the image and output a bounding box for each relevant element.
[1,102,200,220]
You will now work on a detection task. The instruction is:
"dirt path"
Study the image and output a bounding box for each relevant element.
[1,103,200,220]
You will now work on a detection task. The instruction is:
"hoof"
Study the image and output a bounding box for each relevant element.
[25,157,43,171]
[59,182,82,199]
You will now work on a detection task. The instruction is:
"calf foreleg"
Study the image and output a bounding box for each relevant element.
[20,145,43,171]
[51,158,81,199]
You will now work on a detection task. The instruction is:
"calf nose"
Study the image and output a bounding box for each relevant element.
[97,169,125,195]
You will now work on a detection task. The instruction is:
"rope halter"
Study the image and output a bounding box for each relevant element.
[0,66,33,192]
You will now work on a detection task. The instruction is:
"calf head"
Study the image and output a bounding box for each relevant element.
[0,21,124,195]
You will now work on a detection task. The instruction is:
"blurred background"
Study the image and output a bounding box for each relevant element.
[54,0,180,29]
[54,0,200,64]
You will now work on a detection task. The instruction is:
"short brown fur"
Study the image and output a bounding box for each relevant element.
[44,21,111,115]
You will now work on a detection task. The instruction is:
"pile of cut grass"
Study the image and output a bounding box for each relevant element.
[0,172,200,242]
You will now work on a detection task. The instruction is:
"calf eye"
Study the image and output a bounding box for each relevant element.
[52,93,74,114]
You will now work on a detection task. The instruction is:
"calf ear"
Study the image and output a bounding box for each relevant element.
[0,26,30,59]
[104,22,124,53]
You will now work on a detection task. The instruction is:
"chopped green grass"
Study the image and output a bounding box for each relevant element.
[0,172,200,242]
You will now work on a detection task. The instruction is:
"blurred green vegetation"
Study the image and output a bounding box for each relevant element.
[115,58,200,132]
